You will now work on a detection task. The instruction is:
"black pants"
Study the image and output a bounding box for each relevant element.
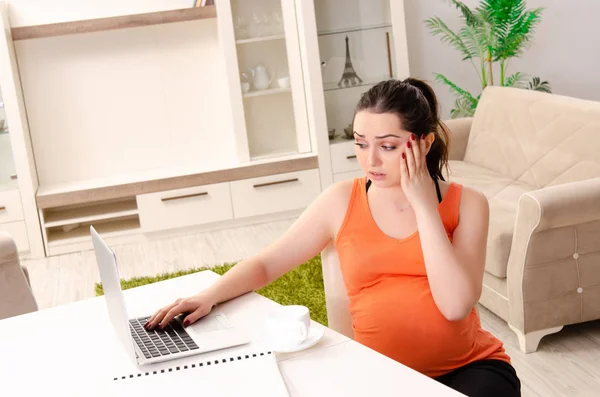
[435,359,521,397]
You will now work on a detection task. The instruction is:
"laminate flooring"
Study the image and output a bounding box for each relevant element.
[22,218,600,396]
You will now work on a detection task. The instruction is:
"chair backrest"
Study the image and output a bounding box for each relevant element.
[0,231,38,320]
[464,86,600,188]
[321,241,353,339]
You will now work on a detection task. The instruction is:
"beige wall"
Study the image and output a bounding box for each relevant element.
[404,0,600,119]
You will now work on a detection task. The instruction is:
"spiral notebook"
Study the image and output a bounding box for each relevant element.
[105,351,289,396]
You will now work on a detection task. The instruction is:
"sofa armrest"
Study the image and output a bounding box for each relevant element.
[0,231,38,320]
[506,178,600,333]
[520,177,600,231]
[443,117,473,161]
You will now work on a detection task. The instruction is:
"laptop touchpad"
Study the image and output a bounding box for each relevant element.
[192,314,228,334]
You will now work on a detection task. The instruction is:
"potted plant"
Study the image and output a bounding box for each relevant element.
[425,0,551,118]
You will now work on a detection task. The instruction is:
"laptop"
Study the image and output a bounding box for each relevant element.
[90,226,250,365]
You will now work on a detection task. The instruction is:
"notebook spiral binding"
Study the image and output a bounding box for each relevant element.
[113,351,273,381]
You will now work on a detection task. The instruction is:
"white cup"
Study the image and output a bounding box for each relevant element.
[266,305,310,348]
[241,82,250,93]
[277,76,290,89]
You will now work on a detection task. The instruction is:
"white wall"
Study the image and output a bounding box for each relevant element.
[404,0,600,119]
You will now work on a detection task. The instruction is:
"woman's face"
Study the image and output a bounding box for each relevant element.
[353,110,432,188]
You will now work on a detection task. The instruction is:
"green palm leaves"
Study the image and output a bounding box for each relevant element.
[425,0,551,117]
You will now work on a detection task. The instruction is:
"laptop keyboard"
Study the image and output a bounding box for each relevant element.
[129,316,199,359]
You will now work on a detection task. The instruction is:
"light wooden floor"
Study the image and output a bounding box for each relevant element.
[23,218,600,396]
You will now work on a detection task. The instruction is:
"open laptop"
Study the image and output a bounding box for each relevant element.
[90,226,250,365]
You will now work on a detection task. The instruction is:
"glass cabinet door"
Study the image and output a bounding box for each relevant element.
[230,0,311,160]
[314,0,396,143]
[0,94,18,192]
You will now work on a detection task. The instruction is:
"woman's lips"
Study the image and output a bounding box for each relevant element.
[369,171,386,180]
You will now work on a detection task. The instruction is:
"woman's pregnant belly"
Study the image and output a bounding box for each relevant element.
[349,275,480,376]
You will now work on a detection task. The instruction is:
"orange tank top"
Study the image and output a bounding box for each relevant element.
[335,177,510,378]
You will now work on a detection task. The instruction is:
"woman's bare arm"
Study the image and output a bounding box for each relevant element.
[146,180,353,328]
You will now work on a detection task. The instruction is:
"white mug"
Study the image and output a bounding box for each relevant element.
[241,82,250,93]
[277,76,291,89]
[266,305,310,348]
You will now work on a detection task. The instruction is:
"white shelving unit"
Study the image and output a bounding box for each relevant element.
[313,0,410,187]
[219,0,312,162]
[43,199,139,228]
[0,0,409,257]
[243,87,291,98]
[236,34,285,44]
[46,216,141,247]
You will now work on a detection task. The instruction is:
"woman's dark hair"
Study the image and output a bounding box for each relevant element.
[353,78,450,181]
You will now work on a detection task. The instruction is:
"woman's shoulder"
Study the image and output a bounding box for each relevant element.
[321,178,358,208]
[454,183,489,223]
[317,178,361,233]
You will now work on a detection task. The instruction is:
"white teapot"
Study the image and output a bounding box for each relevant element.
[246,63,273,91]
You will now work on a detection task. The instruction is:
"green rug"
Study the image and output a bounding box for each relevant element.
[95,255,328,326]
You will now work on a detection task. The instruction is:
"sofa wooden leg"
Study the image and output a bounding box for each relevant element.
[508,324,563,353]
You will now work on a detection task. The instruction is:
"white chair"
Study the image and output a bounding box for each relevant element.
[321,241,353,339]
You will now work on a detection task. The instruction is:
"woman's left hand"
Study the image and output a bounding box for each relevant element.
[400,134,438,213]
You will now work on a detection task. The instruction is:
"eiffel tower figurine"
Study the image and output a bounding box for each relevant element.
[338,35,363,88]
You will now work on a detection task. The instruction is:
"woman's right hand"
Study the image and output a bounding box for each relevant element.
[145,290,216,330]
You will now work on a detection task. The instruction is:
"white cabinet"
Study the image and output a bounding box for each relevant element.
[311,0,410,188]
[333,169,364,183]
[0,1,410,256]
[230,169,321,218]
[217,0,314,162]
[137,183,233,233]
[0,189,23,224]
[0,221,28,251]
[0,189,28,252]
[330,139,360,174]
[328,138,364,182]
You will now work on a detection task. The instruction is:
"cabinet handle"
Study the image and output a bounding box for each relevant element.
[10,174,17,180]
[253,178,299,188]
[346,155,357,159]
[0,206,5,211]
[161,192,208,202]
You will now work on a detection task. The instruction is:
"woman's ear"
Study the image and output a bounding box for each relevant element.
[424,132,436,155]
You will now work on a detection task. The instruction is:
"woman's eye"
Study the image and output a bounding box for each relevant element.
[382,146,396,151]
[354,143,367,149]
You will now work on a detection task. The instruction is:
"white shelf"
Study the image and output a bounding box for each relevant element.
[329,136,355,145]
[317,23,392,37]
[236,34,285,44]
[323,78,387,92]
[250,149,299,161]
[243,87,291,98]
[11,6,217,41]
[46,216,141,246]
[43,199,139,228]
[0,179,18,193]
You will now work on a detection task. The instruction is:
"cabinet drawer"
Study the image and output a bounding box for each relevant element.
[137,183,233,233]
[230,169,321,218]
[330,140,360,174]
[0,221,29,252]
[333,169,365,183]
[0,189,24,224]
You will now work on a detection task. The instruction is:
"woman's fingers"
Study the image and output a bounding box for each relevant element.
[183,305,211,327]
[404,137,416,176]
[410,134,421,170]
[146,301,180,329]
[158,301,192,329]
[400,148,409,181]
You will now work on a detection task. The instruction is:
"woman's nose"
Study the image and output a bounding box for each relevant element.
[368,149,380,166]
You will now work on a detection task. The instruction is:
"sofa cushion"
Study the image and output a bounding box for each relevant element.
[447,160,535,278]
[464,86,600,188]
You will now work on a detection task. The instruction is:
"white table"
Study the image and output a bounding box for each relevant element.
[0,270,463,396]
